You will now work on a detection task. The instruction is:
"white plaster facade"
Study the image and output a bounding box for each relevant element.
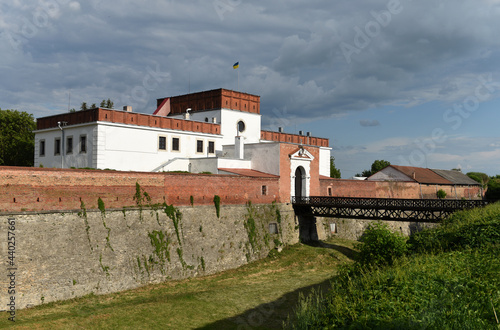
[34,90,331,185]
[168,108,262,145]
[35,121,223,172]
[289,148,314,198]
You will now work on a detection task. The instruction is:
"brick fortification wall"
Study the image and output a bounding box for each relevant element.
[320,178,482,199]
[0,203,302,310]
[0,167,280,213]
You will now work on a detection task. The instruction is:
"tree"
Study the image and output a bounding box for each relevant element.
[357,159,391,177]
[467,172,490,189]
[371,159,391,174]
[485,176,500,200]
[80,102,88,111]
[105,99,114,108]
[330,156,341,178]
[0,109,36,166]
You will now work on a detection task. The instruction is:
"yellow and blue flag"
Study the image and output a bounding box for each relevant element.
[233,62,239,69]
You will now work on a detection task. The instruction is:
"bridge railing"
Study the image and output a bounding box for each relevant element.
[291,196,493,210]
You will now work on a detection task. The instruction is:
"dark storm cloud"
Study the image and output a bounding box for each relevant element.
[1,0,500,121]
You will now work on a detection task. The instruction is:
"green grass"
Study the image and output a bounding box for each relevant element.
[287,203,500,329]
[0,239,357,329]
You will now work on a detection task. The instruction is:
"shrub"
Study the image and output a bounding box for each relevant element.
[408,202,500,253]
[357,222,407,267]
[436,189,447,199]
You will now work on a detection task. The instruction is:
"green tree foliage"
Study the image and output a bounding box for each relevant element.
[436,189,447,199]
[371,159,391,174]
[329,156,341,178]
[357,159,391,177]
[466,172,489,188]
[485,177,500,200]
[357,222,407,267]
[76,99,114,112]
[0,109,36,166]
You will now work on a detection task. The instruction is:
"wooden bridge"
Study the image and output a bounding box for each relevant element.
[292,196,493,222]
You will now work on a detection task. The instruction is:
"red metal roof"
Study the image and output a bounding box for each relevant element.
[390,165,452,184]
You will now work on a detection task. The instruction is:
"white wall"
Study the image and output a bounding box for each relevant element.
[222,142,281,176]
[35,124,96,169]
[169,109,261,145]
[319,147,331,177]
[35,122,223,172]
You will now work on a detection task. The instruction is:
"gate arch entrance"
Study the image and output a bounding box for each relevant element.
[294,166,306,198]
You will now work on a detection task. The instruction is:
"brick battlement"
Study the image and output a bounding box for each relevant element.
[261,130,329,148]
[0,166,279,213]
[36,108,221,135]
[158,88,261,115]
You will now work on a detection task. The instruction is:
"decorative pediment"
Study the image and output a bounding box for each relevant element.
[289,146,314,161]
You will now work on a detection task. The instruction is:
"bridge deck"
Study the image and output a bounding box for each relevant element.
[292,196,493,222]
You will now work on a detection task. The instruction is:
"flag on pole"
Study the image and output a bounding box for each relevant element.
[233,62,239,69]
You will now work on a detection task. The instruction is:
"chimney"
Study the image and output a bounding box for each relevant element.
[184,108,191,120]
[212,117,217,123]
[306,132,311,137]
[278,127,283,133]
[299,130,304,135]
[123,106,132,112]
[412,172,416,180]
[235,136,244,160]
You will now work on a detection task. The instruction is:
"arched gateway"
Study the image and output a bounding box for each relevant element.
[294,166,306,198]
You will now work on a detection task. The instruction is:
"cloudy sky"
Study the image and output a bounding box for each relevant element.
[1,0,500,177]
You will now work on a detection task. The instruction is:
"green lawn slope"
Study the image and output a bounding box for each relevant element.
[287,203,500,329]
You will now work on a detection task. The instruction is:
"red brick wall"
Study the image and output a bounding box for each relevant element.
[320,178,482,199]
[36,109,221,135]
[278,144,321,202]
[260,131,329,148]
[0,167,279,212]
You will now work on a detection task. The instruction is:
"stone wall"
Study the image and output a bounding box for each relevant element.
[0,202,303,310]
[316,216,437,241]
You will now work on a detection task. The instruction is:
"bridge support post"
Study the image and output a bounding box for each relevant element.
[298,215,318,243]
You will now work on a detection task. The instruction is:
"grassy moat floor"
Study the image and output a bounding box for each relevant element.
[1,238,357,329]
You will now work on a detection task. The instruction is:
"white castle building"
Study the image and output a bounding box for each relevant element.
[34,89,331,196]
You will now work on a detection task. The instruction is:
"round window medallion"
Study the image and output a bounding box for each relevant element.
[237,120,245,133]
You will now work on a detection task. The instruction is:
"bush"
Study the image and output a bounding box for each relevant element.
[408,202,500,253]
[357,222,407,267]
[436,189,447,199]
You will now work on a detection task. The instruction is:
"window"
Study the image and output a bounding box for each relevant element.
[39,140,45,157]
[196,140,204,153]
[208,141,215,154]
[269,223,279,234]
[158,136,166,150]
[172,137,180,151]
[80,135,87,153]
[66,136,73,154]
[328,187,332,196]
[262,185,268,196]
[54,138,61,155]
[237,120,245,133]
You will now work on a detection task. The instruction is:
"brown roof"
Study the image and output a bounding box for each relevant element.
[390,165,452,184]
[218,168,279,178]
